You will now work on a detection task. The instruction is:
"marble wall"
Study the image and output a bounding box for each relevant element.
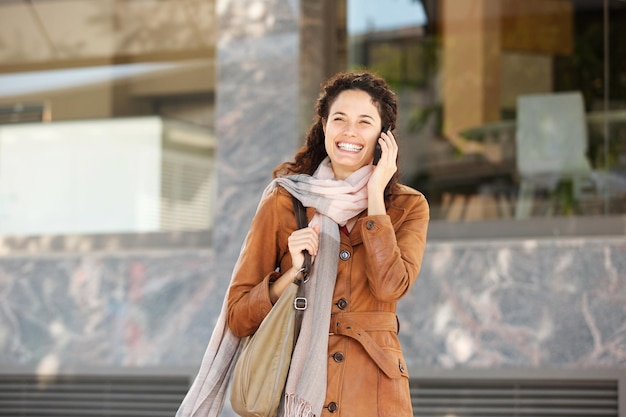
[398,237,626,371]
[2,237,624,374]
[0,249,215,371]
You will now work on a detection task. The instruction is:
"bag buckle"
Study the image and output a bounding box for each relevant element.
[294,297,307,310]
[294,266,310,284]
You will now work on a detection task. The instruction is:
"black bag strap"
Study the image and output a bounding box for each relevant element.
[292,195,312,278]
[291,195,311,347]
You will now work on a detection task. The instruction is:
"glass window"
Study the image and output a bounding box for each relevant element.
[347,0,626,223]
[0,0,216,236]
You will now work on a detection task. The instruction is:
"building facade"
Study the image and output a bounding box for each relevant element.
[0,0,624,415]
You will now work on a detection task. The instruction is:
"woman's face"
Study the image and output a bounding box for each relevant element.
[323,89,382,180]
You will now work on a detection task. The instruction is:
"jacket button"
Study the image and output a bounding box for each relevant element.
[327,402,338,413]
[332,352,345,363]
[339,249,351,261]
[366,220,375,230]
[336,298,348,310]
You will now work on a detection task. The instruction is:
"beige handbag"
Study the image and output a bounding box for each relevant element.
[230,196,311,417]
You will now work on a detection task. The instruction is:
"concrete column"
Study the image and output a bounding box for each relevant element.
[299,0,346,137]
[212,0,343,292]
[212,0,300,294]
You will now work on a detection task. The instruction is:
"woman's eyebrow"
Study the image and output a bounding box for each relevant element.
[330,111,375,120]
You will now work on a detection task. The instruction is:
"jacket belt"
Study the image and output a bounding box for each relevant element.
[329,312,403,379]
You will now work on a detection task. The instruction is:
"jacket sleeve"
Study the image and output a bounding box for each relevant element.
[226,188,290,337]
[360,192,429,302]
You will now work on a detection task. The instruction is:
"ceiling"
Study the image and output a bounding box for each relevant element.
[0,0,216,74]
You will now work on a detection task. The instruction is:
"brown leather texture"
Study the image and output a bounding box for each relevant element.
[227,184,429,417]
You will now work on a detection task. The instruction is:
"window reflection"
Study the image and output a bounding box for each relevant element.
[348,0,626,221]
[0,0,216,236]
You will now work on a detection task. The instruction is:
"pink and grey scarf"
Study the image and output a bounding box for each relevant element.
[176,157,372,417]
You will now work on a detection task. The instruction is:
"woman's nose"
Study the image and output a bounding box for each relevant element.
[343,124,357,136]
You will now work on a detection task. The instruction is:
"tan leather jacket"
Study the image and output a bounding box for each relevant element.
[227,184,429,417]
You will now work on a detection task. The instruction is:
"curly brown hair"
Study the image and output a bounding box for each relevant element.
[273,71,400,200]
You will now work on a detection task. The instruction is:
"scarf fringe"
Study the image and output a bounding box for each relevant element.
[283,393,316,417]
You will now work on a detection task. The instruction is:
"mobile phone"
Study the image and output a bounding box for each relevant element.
[373,126,389,165]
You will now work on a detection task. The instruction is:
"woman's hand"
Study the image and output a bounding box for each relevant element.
[269,225,320,304]
[368,129,398,215]
[287,224,320,271]
[270,224,320,304]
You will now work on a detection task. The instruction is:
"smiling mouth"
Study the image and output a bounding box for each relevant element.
[337,142,363,152]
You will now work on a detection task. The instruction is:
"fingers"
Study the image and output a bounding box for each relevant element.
[379,129,398,163]
[372,129,398,177]
[288,225,320,267]
[369,130,398,198]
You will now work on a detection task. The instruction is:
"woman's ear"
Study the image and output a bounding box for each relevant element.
[321,119,326,134]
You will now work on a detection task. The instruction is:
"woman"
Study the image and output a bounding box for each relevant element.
[176,71,429,417]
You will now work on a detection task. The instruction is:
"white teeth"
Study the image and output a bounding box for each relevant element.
[337,142,363,152]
